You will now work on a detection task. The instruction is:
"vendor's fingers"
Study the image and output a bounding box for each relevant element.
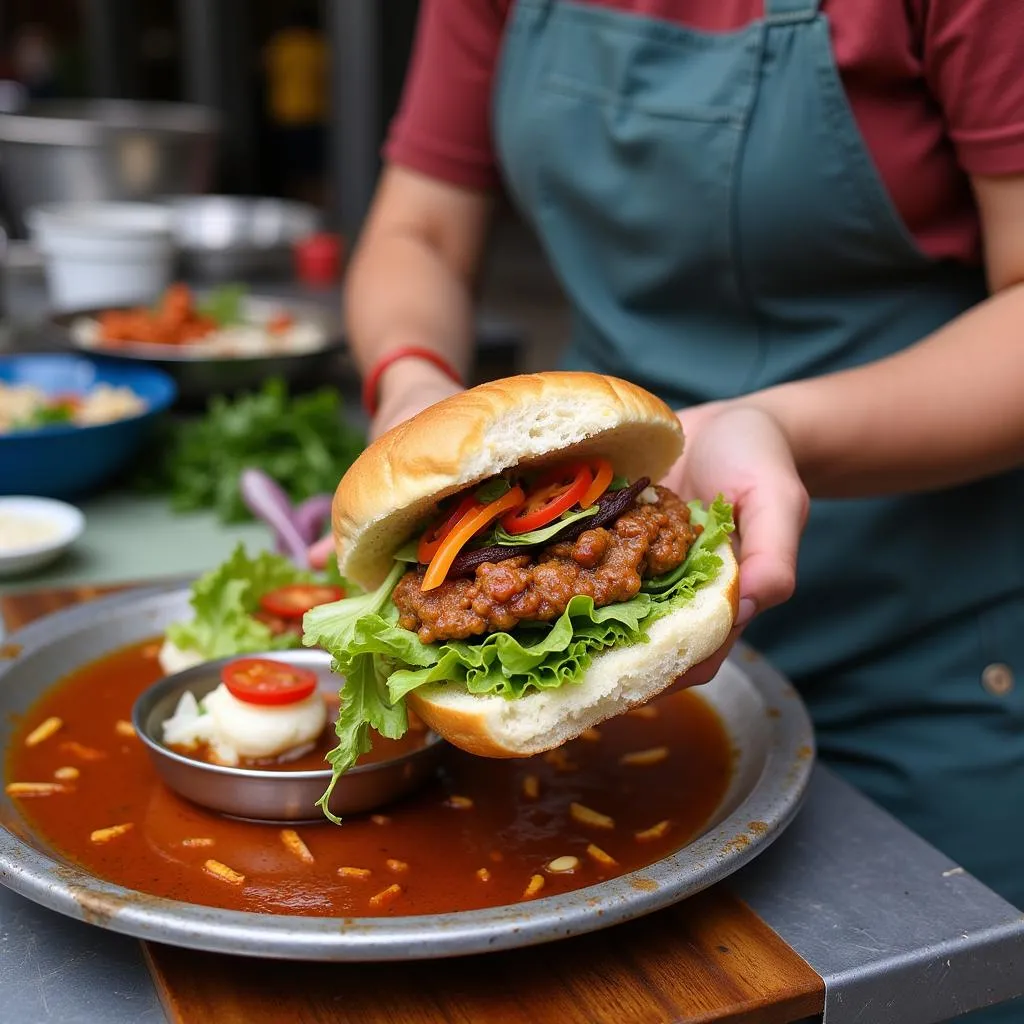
[308,533,335,569]
[735,477,808,615]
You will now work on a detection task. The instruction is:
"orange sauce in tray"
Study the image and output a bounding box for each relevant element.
[6,640,734,918]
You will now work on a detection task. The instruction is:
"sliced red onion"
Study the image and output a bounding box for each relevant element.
[239,468,310,568]
[293,495,333,546]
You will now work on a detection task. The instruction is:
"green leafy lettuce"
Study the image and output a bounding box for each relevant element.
[487,504,599,547]
[166,544,317,659]
[303,496,735,819]
[197,283,247,326]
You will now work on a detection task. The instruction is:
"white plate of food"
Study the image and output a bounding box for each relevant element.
[52,284,347,405]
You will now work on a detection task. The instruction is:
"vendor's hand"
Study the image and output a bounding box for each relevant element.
[660,403,809,690]
[308,361,465,569]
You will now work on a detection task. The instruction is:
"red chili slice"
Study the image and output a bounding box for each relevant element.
[579,457,615,508]
[421,485,527,591]
[258,584,345,621]
[499,462,592,535]
[221,658,318,706]
[417,492,481,564]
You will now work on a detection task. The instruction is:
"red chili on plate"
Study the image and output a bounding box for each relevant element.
[258,584,345,621]
[221,658,318,706]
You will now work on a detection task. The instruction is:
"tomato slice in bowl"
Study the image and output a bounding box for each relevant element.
[500,463,592,535]
[258,584,345,620]
[221,658,319,706]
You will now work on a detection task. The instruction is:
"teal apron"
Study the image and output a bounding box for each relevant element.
[493,2,1023,1016]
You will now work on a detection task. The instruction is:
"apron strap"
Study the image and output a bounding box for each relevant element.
[763,0,822,23]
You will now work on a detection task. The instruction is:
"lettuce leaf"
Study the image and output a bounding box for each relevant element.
[166,545,315,659]
[487,504,600,547]
[301,561,410,666]
[386,594,651,700]
[197,283,247,326]
[302,562,412,821]
[302,497,736,801]
[318,650,408,822]
[642,495,735,598]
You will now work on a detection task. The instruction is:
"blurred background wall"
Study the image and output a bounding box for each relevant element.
[1,1,419,211]
[0,0,569,368]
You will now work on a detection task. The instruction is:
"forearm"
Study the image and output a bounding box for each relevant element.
[343,166,493,412]
[748,282,1024,497]
[345,232,476,392]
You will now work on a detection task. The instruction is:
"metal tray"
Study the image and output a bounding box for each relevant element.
[0,586,815,961]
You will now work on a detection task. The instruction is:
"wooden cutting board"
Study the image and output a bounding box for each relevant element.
[2,585,824,1024]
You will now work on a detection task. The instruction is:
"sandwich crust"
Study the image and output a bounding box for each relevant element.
[332,372,683,589]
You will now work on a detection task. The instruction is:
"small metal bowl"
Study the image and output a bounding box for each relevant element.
[132,649,445,823]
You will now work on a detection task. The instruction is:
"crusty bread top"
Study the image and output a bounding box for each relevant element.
[333,372,683,588]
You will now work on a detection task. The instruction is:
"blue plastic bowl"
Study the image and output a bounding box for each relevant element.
[0,354,177,499]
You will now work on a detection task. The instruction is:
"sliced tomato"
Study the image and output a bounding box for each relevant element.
[259,584,345,620]
[580,457,615,508]
[421,485,526,591]
[221,658,318,706]
[499,462,592,535]
[417,492,481,564]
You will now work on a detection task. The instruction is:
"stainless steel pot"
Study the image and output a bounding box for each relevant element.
[0,101,220,237]
[167,196,322,281]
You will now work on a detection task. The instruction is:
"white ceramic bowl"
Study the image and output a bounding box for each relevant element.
[0,496,85,577]
[28,201,175,312]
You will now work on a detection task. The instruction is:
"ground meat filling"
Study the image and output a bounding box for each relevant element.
[392,486,699,644]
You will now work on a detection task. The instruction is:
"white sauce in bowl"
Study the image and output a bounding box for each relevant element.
[0,497,84,576]
[162,684,327,766]
[0,512,63,552]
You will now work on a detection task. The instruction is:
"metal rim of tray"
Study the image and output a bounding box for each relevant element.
[0,585,815,962]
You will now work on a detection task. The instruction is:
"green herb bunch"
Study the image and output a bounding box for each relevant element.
[140,377,365,523]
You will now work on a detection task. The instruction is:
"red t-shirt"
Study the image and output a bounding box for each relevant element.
[385,0,1024,264]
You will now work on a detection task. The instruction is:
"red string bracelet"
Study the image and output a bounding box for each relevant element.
[361,346,464,417]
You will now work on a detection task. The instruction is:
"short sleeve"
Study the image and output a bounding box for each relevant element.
[383,0,508,190]
[923,0,1024,176]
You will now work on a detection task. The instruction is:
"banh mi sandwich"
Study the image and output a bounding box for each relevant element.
[303,371,738,816]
